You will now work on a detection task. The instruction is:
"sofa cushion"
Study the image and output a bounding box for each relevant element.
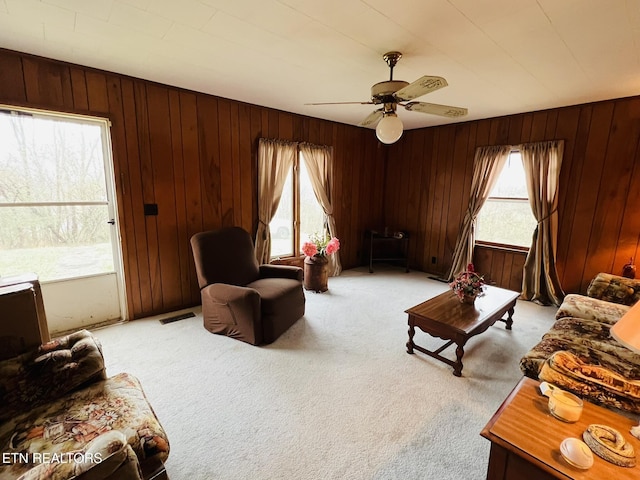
[555,293,629,325]
[248,277,306,344]
[14,431,144,480]
[191,227,260,288]
[0,330,106,424]
[248,277,304,315]
[539,350,640,413]
[0,373,169,480]
[587,272,640,306]
[519,316,640,379]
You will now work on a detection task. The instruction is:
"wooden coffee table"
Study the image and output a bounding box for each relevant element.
[405,285,519,376]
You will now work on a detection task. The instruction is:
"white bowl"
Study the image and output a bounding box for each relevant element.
[560,437,594,469]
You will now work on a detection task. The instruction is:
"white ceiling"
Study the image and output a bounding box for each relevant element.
[1,0,640,130]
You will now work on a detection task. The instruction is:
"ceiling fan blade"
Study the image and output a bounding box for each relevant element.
[305,101,374,105]
[403,101,468,118]
[360,110,383,127]
[394,76,448,101]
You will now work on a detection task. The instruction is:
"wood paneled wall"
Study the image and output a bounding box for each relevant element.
[385,98,640,294]
[4,47,639,313]
[0,49,386,319]
[473,246,527,293]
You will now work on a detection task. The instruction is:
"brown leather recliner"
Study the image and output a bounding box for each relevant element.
[190,227,305,345]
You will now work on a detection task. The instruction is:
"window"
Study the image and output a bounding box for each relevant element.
[0,109,117,281]
[270,151,325,258]
[475,150,536,249]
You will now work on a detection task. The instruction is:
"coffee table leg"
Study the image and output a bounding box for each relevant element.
[453,342,465,377]
[505,307,514,330]
[406,320,415,354]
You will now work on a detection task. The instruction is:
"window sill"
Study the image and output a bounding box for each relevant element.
[475,241,529,254]
[270,255,304,268]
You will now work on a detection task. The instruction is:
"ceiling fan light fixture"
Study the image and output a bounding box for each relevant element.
[307,50,467,135]
[376,113,403,144]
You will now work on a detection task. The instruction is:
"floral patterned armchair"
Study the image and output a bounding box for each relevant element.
[0,330,169,480]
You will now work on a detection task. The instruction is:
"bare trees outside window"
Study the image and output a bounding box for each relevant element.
[0,110,114,281]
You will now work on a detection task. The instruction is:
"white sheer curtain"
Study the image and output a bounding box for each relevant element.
[299,143,342,276]
[255,138,297,264]
[520,140,565,306]
[446,145,511,280]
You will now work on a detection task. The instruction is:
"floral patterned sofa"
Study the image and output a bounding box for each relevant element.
[0,330,169,480]
[520,273,640,413]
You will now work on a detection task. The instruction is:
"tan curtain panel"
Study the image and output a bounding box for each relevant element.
[520,140,565,306]
[255,138,297,263]
[446,145,511,281]
[299,143,342,276]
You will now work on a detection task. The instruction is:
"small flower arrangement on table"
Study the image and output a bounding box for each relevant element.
[449,263,485,303]
[302,232,340,258]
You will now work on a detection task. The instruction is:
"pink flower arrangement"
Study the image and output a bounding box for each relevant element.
[302,233,340,258]
[302,242,318,257]
[449,263,485,300]
[325,237,340,255]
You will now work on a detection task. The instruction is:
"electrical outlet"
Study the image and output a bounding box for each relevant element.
[431,256,437,264]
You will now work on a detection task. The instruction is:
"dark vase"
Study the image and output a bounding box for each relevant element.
[622,258,636,279]
[304,255,329,292]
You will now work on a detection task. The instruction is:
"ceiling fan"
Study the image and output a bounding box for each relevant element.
[306,51,468,144]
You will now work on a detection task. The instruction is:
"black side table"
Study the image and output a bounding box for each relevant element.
[364,230,409,273]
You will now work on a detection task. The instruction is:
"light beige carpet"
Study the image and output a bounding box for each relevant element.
[94,266,557,480]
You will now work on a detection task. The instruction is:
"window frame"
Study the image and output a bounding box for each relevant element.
[270,150,325,260]
[292,158,301,256]
[0,106,124,282]
[474,149,533,252]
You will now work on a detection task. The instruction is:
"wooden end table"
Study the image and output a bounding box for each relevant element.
[405,285,519,376]
[481,377,640,479]
[364,230,409,273]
